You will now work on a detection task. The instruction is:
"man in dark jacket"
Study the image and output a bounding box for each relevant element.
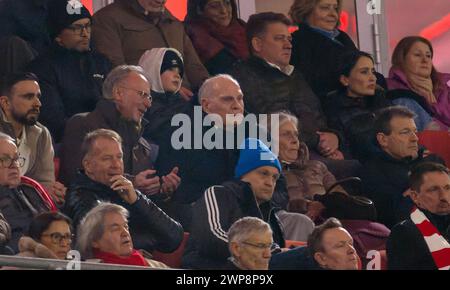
[361,106,445,228]
[28,0,111,142]
[0,133,51,253]
[229,12,360,178]
[182,138,285,269]
[64,129,183,253]
[60,65,180,198]
[387,162,450,270]
[0,0,51,74]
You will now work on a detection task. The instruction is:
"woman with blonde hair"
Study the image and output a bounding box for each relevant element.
[289,0,360,100]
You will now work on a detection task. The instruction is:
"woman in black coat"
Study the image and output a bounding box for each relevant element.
[324,51,391,162]
[289,0,358,101]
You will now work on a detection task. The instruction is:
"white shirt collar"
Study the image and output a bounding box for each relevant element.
[265,60,294,76]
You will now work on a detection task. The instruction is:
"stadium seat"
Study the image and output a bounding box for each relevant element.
[285,240,307,249]
[152,232,190,268]
[20,176,57,211]
[418,130,450,166]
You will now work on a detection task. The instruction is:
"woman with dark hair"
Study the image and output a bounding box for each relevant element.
[387,36,450,131]
[18,211,72,260]
[325,50,391,161]
[185,0,248,75]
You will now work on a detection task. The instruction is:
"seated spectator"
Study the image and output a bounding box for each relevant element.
[226,217,273,270]
[28,0,111,143]
[92,0,209,95]
[155,74,243,228]
[270,217,359,270]
[183,138,285,269]
[185,0,248,74]
[64,129,183,253]
[0,211,11,255]
[0,0,51,75]
[230,12,361,179]
[387,162,450,270]
[271,111,336,221]
[288,0,358,100]
[0,72,65,204]
[0,132,51,252]
[361,106,445,228]
[17,211,72,260]
[325,51,392,161]
[387,36,450,131]
[77,202,168,268]
[138,48,193,144]
[60,65,180,197]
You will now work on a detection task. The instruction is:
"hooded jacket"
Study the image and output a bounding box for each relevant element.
[0,109,55,190]
[139,48,193,144]
[182,179,285,269]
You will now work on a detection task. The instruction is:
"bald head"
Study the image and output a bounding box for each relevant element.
[198,75,244,126]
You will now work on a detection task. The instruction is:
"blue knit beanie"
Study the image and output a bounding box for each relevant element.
[235,138,281,178]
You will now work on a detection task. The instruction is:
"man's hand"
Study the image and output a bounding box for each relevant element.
[327,149,345,160]
[48,182,67,205]
[179,87,194,101]
[133,169,161,195]
[317,131,339,157]
[161,167,181,195]
[110,175,138,204]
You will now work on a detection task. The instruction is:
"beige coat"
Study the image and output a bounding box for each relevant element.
[92,0,209,90]
[0,109,55,189]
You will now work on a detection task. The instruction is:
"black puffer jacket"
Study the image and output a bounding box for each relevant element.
[182,180,285,269]
[64,171,184,253]
[28,44,111,142]
[230,56,335,149]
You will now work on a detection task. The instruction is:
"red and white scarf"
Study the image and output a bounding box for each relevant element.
[410,207,450,270]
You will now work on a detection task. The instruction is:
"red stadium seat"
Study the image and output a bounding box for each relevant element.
[418,130,450,166]
[152,232,190,268]
[285,240,307,249]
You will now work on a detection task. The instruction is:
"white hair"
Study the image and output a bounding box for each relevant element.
[102,65,148,100]
[198,74,241,103]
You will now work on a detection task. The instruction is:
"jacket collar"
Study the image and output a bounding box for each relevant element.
[248,55,295,76]
[0,108,43,147]
[72,170,116,198]
[418,208,450,239]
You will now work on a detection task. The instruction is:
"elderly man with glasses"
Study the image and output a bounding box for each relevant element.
[0,132,52,253]
[60,65,181,206]
[27,0,111,143]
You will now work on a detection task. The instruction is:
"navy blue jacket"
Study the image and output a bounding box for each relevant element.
[28,44,112,142]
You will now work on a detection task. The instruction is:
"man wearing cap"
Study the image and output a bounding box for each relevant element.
[182,138,286,269]
[28,0,111,142]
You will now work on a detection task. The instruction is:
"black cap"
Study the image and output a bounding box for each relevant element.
[160,50,184,77]
[47,0,91,39]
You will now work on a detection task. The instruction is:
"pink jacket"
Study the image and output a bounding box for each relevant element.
[387,68,450,127]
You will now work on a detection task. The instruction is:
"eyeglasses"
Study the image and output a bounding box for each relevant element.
[41,233,74,244]
[67,22,92,36]
[241,241,274,250]
[0,155,26,168]
[118,86,152,102]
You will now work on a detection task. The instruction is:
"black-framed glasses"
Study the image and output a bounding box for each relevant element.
[41,233,74,244]
[241,241,274,250]
[0,155,26,168]
[118,86,152,102]
[67,22,92,36]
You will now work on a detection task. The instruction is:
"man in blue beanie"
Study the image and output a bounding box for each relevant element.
[182,138,286,269]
